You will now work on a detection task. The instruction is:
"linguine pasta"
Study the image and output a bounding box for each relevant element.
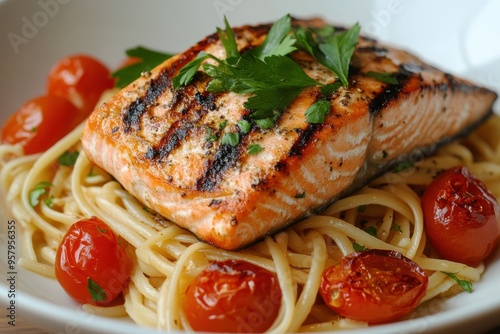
[1,108,499,332]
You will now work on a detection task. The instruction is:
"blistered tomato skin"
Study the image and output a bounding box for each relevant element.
[422,166,500,267]
[0,96,79,155]
[320,249,428,324]
[184,260,282,333]
[47,54,114,120]
[55,217,132,305]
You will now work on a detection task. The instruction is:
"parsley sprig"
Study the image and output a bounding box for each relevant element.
[112,46,174,88]
[173,15,361,128]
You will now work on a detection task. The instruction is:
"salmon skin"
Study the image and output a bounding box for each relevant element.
[82,18,497,250]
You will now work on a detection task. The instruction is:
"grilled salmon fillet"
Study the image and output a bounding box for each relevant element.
[82,18,497,250]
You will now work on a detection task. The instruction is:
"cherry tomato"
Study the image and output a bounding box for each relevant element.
[422,166,500,267]
[55,217,132,305]
[47,54,114,120]
[184,260,282,333]
[320,249,428,324]
[0,96,79,155]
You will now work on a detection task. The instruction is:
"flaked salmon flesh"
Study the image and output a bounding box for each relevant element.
[82,18,497,250]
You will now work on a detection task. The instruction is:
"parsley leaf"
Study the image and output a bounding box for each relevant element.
[88,278,106,302]
[366,71,398,85]
[237,119,251,134]
[221,132,240,146]
[443,272,473,293]
[392,161,414,173]
[172,52,210,90]
[247,143,263,155]
[58,151,79,167]
[112,46,173,88]
[249,14,296,60]
[217,16,240,59]
[297,23,361,87]
[304,99,331,123]
[29,181,52,207]
[364,226,377,238]
[391,224,403,233]
[353,242,367,252]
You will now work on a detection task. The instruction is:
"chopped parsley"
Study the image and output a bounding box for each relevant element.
[366,71,398,85]
[353,242,367,252]
[58,151,79,167]
[364,225,377,238]
[247,143,263,155]
[87,278,106,302]
[392,161,414,173]
[29,181,52,207]
[443,272,473,293]
[391,224,403,233]
[221,132,240,146]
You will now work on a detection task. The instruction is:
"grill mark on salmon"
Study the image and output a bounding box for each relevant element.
[82,18,498,250]
[196,143,241,191]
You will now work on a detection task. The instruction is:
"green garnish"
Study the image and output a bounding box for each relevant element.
[205,128,218,142]
[247,143,263,155]
[391,224,403,233]
[357,205,366,213]
[58,151,79,167]
[29,181,53,207]
[443,272,473,293]
[112,46,174,88]
[87,278,106,302]
[172,15,361,128]
[295,23,361,87]
[221,132,240,146]
[392,161,414,173]
[382,150,388,159]
[353,242,367,252]
[366,71,398,85]
[217,16,240,59]
[219,120,228,130]
[237,119,251,134]
[43,196,54,208]
[364,226,377,238]
[304,99,331,124]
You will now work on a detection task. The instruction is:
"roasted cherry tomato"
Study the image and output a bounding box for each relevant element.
[55,217,132,305]
[184,260,282,333]
[47,54,114,120]
[0,95,79,155]
[320,249,428,324]
[422,166,500,267]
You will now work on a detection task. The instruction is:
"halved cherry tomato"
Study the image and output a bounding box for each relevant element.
[184,260,282,333]
[55,217,132,305]
[47,54,114,120]
[320,249,428,324]
[0,95,79,155]
[422,166,500,267]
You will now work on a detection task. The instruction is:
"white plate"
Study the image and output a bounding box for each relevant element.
[0,0,499,333]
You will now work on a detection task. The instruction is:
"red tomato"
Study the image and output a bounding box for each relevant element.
[422,166,500,267]
[47,54,114,120]
[320,249,428,324]
[0,96,79,155]
[55,217,132,305]
[184,260,282,333]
